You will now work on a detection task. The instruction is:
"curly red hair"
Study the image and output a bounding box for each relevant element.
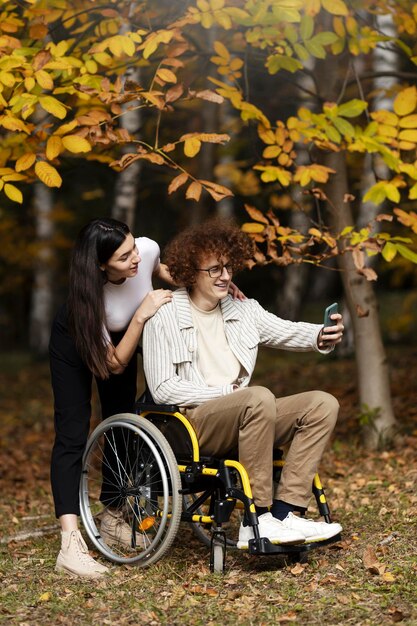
[164,219,254,287]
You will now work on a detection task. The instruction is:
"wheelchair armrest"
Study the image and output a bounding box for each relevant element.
[136,402,180,414]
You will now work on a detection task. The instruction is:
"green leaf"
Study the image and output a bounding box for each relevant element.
[325,125,341,143]
[293,42,309,61]
[338,99,368,118]
[305,39,326,59]
[300,15,314,41]
[311,32,339,46]
[267,54,302,74]
[396,243,417,264]
[333,116,355,138]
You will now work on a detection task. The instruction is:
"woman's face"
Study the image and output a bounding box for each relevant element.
[100,234,141,284]
[190,253,233,309]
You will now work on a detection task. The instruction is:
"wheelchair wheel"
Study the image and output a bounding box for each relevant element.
[80,413,182,567]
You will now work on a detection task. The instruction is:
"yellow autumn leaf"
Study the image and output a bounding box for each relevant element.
[46,136,63,160]
[24,76,36,91]
[276,168,292,186]
[35,69,53,90]
[108,36,123,57]
[385,183,400,202]
[322,0,349,16]
[197,0,210,10]
[304,0,320,15]
[157,68,177,83]
[309,228,323,238]
[0,70,15,87]
[263,145,281,159]
[0,116,31,133]
[377,124,397,138]
[241,222,265,233]
[393,86,417,117]
[39,95,67,119]
[409,183,417,200]
[35,161,62,187]
[184,137,201,157]
[54,120,78,136]
[258,126,275,144]
[61,135,91,153]
[93,52,112,66]
[213,40,230,61]
[398,114,417,128]
[4,183,23,203]
[370,110,398,126]
[398,140,416,150]
[38,592,51,602]
[398,129,417,142]
[381,241,397,262]
[121,36,135,56]
[15,152,36,172]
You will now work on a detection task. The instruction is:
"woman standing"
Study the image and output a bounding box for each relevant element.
[49,217,173,579]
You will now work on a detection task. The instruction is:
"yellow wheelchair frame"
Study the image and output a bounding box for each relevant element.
[79,399,340,573]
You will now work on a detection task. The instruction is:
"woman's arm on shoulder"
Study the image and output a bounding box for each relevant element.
[106,289,173,374]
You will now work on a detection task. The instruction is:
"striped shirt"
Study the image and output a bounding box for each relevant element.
[143,288,329,407]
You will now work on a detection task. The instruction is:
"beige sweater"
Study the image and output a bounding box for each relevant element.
[143,288,329,407]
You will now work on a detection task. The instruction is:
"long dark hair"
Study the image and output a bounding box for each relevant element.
[67,217,130,379]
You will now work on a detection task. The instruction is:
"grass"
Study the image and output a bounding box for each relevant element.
[0,348,416,625]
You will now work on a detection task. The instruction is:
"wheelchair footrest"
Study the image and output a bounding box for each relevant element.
[247,532,342,555]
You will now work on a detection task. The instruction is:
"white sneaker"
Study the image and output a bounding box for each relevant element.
[100,508,145,549]
[237,512,305,549]
[56,530,109,579]
[281,512,342,543]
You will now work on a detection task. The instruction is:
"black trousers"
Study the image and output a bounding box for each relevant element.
[49,304,138,518]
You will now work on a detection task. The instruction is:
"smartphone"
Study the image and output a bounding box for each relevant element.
[323,302,338,328]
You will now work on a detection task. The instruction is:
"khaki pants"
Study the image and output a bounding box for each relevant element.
[186,386,339,508]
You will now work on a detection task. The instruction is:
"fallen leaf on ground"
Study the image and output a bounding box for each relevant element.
[186,584,218,597]
[387,606,405,622]
[363,546,386,575]
[276,612,297,623]
[290,563,306,576]
[38,592,51,602]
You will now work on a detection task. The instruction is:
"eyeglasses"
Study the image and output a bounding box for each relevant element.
[196,262,234,278]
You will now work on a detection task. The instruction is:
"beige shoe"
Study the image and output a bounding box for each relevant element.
[100,508,145,549]
[56,530,109,579]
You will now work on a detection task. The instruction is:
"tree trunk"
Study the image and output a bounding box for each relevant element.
[29,182,54,356]
[112,12,142,231]
[323,150,397,448]
[112,65,141,231]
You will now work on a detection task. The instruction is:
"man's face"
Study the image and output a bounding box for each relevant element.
[191,254,233,307]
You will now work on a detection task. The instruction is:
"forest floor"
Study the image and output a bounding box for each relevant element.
[0,346,416,626]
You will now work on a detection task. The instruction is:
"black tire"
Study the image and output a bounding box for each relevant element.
[80,413,182,566]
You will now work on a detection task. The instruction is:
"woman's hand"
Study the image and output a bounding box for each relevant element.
[228,281,246,301]
[135,289,172,324]
[318,313,344,349]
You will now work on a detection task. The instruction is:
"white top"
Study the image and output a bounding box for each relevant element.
[103,237,160,336]
[190,300,240,386]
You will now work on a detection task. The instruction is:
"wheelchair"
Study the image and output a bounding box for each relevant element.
[79,397,341,573]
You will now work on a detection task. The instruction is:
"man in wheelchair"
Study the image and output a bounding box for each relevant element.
[143,220,344,548]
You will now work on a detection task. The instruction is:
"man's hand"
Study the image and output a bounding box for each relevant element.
[318,313,344,349]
